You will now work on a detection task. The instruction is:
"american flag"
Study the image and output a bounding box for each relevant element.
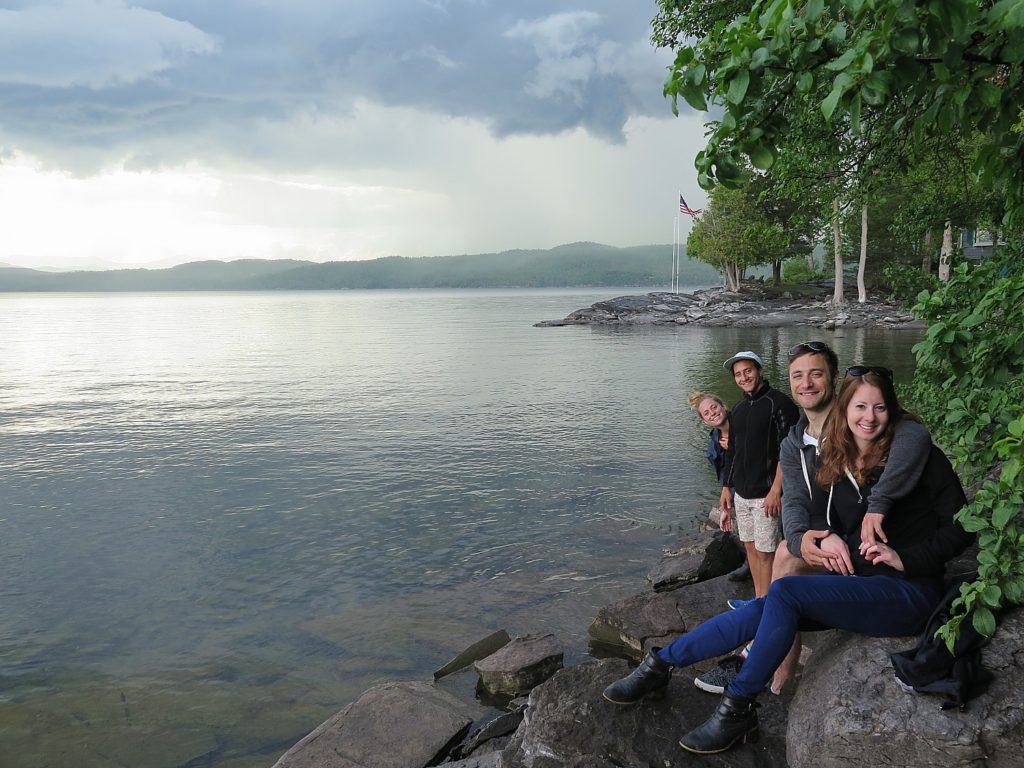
[679,194,703,217]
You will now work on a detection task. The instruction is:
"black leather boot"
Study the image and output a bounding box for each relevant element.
[602,651,672,704]
[678,693,759,753]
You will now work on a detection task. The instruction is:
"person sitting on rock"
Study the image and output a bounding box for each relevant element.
[602,367,972,755]
[689,390,749,582]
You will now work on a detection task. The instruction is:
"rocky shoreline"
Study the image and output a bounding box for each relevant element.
[534,283,926,330]
[270,513,1024,768]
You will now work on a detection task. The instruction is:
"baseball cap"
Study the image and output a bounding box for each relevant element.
[723,351,764,371]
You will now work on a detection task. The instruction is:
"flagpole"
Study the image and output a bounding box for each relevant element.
[675,213,680,293]
[672,213,678,294]
[673,191,680,294]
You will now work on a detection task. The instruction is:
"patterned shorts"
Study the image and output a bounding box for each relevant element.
[733,492,782,553]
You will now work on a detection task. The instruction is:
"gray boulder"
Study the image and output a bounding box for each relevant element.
[273,681,480,768]
[443,754,504,768]
[501,659,787,768]
[589,574,752,659]
[475,634,563,698]
[787,608,1024,768]
[647,530,745,592]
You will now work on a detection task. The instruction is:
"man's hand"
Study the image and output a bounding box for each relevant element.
[864,542,905,571]
[763,485,782,517]
[819,534,855,575]
[720,486,733,513]
[859,512,887,553]
[718,506,733,533]
[799,529,833,568]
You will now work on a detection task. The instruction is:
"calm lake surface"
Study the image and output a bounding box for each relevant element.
[0,288,922,767]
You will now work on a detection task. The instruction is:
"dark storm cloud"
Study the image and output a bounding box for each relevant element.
[0,0,676,170]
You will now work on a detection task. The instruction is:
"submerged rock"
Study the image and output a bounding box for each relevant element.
[434,630,512,680]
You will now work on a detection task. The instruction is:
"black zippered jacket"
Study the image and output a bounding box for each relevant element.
[722,379,799,499]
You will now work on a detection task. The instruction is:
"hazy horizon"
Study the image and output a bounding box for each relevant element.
[0,240,681,274]
[0,3,709,272]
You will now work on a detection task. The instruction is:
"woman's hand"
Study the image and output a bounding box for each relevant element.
[819,534,855,575]
[859,512,888,553]
[863,542,905,572]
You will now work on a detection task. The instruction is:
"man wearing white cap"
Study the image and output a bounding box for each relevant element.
[719,351,799,600]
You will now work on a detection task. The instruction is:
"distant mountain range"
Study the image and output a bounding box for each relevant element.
[0,242,720,292]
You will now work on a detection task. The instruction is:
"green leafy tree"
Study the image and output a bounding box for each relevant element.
[664,0,1024,225]
[687,184,787,290]
[910,252,1024,643]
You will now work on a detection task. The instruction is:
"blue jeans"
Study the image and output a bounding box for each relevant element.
[656,574,942,698]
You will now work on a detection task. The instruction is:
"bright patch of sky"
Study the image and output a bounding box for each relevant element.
[0,0,708,270]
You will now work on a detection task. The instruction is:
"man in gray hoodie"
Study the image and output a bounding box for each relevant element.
[769,341,933,691]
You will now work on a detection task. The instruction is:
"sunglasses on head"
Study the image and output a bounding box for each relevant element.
[845,365,894,381]
[788,341,829,359]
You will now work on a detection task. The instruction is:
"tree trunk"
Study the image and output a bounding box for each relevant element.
[832,196,845,305]
[724,262,740,291]
[805,250,815,270]
[939,221,953,282]
[857,202,868,303]
[772,260,782,286]
[922,230,933,274]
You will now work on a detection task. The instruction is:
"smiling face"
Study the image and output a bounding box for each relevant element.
[846,381,890,452]
[732,360,763,396]
[698,397,727,428]
[788,352,833,414]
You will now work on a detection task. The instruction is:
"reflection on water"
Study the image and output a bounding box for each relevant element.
[0,289,922,766]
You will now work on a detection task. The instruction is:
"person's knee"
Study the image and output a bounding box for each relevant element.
[766,575,802,606]
[772,543,807,580]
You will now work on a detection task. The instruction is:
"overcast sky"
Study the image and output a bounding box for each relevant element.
[0,0,708,270]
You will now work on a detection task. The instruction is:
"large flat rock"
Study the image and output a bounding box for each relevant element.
[501,659,787,768]
[273,681,480,768]
[589,573,753,658]
[787,608,1024,768]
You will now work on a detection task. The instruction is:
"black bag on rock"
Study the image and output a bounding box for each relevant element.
[890,573,995,711]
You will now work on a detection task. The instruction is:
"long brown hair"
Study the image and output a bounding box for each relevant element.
[816,371,916,487]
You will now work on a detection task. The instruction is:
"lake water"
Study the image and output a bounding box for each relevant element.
[0,288,923,767]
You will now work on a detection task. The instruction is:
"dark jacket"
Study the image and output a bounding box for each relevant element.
[782,416,933,558]
[722,379,799,498]
[824,445,973,582]
[706,420,730,486]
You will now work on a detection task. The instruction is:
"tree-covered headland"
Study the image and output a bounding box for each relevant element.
[654,0,1024,643]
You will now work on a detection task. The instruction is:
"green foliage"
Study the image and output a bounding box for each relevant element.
[687,184,787,289]
[880,263,939,308]
[781,256,824,284]
[663,0,1024,227]
[908,252,1024,647]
